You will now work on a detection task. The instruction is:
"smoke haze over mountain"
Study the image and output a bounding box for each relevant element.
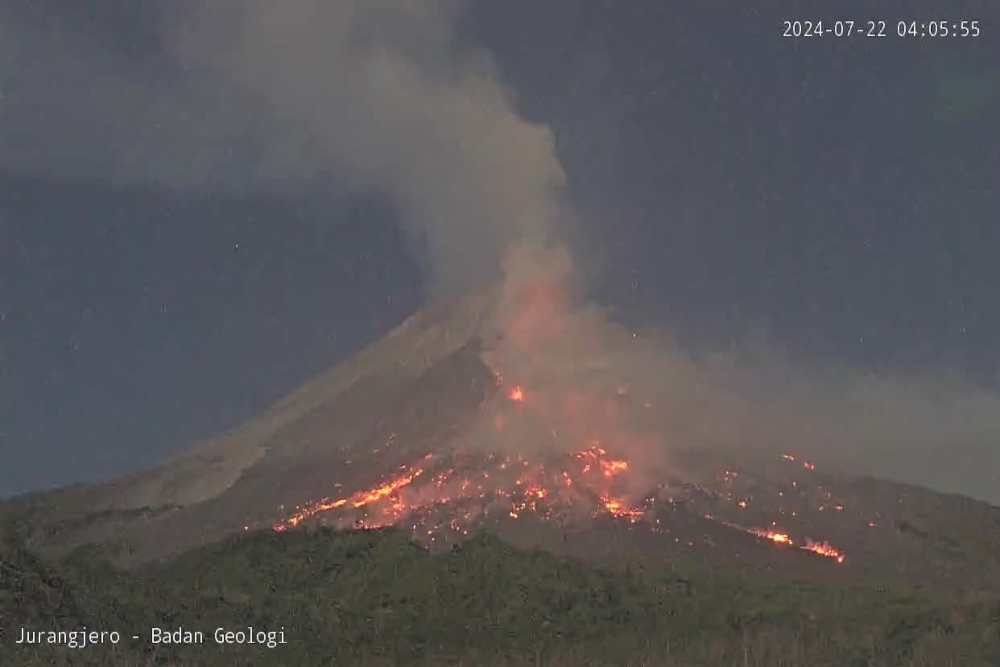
[1,0,566,293]
[2,2,998,505]
[479,266,1000,503]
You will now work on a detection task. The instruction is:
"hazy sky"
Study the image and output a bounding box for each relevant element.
[3,1,998,497]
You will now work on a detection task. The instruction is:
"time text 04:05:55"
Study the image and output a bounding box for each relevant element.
[782,20,981,38]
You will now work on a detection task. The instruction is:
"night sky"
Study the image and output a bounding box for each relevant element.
[3,2,998,497]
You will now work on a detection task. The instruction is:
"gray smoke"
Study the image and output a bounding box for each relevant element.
[3,3,998,505]
[0,1,566,292]
[481,300,1000,505]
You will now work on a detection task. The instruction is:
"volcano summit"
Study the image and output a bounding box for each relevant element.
[8,269,1000,599]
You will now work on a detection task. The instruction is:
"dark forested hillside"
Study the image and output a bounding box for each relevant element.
[2,522,998,666]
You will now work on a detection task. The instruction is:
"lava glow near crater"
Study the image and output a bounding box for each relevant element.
[270,443,847,565]
[270,371,846,566]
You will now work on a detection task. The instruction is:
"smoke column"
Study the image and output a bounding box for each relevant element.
[4,3,999,504]
[0,1,567,294]
[174,1,571,293]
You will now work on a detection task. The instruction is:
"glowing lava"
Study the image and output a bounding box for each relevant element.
[712,516,846,564]
[575,444,629,478]
[802,539,846,564]
[601,496,644,522]
[273,444,648,534]
[273,463,428,532]
[270,443,844,566]
[508,385,525,402]
[751,528,793,545]
[600,459,629,478]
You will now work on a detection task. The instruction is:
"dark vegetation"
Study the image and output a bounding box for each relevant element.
[2,519,999,666]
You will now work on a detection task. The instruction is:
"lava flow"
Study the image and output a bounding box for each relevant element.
[714,519,846,564]
[272,443,644,535]
[750,528,793,545]
[272,441,847,564]
[273,460,429,532]
[802,539,846,564]
[601,496,644,522]
[270,373,847,567]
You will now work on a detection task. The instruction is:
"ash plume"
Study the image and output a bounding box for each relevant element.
[171,1,568,294]
[3,2,998,506]
[0,1,566,293]
[480,305,1000,504]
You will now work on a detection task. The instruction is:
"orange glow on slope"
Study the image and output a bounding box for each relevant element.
[802,539,846,563]
[576,444,608,458]
[501,259,573,350]
[600,459,629,478]
[751,528,793,545]
[273,464,427,532]
[716,518,846,565]
[271,443,848,566]
[273,444,648,534]
[601,495,644,522]
[574,444,628,478]
[270,416,846,565]
[266,265,856,567]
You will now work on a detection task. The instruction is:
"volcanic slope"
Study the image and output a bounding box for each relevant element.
[7,286,1000,597]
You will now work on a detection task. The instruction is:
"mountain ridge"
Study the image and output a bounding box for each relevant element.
[5,286,1000,602]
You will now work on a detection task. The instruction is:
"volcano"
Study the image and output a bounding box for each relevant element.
[9,278,1000,597]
